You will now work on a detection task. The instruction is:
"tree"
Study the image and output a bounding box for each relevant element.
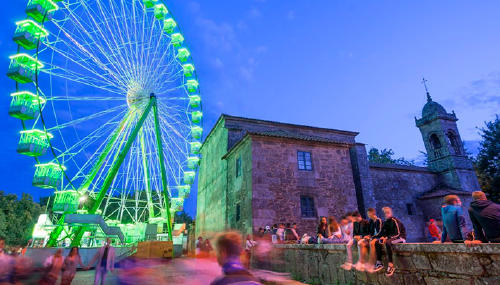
[368,148,415,166]
[0,192,42,246]
[475,115,500,203]
[174,211,194,225]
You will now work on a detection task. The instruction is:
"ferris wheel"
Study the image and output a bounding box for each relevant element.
[8,0,202,246]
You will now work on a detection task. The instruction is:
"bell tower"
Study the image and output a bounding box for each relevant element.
[415,79,479,191]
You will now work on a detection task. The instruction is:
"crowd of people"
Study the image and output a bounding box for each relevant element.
[249,190,500,278]
[0,237,116,285]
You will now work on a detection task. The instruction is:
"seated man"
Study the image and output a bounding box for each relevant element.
[369,207,406,277]
[210,231,262,285]
[468,191,500,243]
[441,195,466,243]
[340,211,370,271]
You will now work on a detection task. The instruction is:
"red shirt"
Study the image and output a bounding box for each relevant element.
[428,223,441,238]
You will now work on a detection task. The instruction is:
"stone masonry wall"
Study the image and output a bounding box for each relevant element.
[368,164,438,241]
[257,243,500,285]
[196,119,229,238]
[225,136,253,236]
[251,135,358,235]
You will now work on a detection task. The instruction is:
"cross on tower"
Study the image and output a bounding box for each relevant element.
[421,77,432,101]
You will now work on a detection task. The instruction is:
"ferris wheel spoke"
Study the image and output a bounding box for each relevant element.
[47,104,127,131]
[49,96,125,101]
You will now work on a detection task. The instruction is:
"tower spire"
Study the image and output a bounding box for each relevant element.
[422,77,432,102]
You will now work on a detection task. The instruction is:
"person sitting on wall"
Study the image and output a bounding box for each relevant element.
[316,217,328,244]
[320,216,343,244]
[440,195,467,243]
[341,211,370,271]
[468,191,500,243]
[369,207,406,277]
[210,231,262,285]
[340,213,354,243]
[428,219,442,242]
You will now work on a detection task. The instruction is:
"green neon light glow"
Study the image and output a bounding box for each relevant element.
[9,53,44,69]
[163,18,177,34]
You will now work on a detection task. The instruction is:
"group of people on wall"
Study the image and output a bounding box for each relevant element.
[252,190,500,278]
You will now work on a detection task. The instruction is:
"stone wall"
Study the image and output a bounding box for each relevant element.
[225,136,253,236]
[196,118,229,238]
[256,243,500,285]
[251,135,359,235]
[368,164,438,241]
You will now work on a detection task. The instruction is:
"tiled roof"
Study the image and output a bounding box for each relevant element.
[418,187,472,200]
[247,130,352,145]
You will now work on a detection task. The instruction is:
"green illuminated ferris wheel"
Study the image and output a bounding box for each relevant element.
[8,0,202,246]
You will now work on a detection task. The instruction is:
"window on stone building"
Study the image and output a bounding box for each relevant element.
[406,203,415,216]
[297,151,313,171]
[236,203,241,222]
[447,131,461,155]
[429,134,442,149]
[236,156,242,177]
[300,196,316,218]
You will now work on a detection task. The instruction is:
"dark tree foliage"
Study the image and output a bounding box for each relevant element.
[475,115,500,203]
[174,211,193,225]
[368,148,415,166]
[0,192,42,246]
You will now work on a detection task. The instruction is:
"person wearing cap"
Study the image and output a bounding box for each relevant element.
[428,219,441,242]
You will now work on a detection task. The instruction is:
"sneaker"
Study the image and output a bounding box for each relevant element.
[373,261,384,272]
[385,265,395,277]
[340,262,352,270]
[354,262,365,272]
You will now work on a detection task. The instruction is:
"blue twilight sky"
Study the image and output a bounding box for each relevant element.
[1,1,500,218]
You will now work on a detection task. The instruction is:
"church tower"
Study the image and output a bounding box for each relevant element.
[415,85,479,191]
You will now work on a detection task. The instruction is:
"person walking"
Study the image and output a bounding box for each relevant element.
[61,247,86,285]
[39,249,64,285]
[89,238,115,285]
[210,231,262,285]
[468,191,500,243]
[441,195,467,243]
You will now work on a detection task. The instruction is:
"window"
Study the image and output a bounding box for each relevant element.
[300,196,316,218]
[406,203,415,216]
[447,131,461,155]
[297,151,313,171]
[236,203,241,222]
[429,134,442,149]
[236,156,242,177]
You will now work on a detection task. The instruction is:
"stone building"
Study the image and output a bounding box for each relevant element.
[196,95,480,241]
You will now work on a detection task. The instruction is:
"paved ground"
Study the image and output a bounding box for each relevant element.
[67,257,303,285]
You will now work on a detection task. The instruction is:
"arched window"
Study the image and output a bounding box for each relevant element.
[429,134,442,149]
[447,131,461,155]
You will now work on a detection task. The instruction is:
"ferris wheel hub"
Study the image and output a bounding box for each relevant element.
[126,83,152,110]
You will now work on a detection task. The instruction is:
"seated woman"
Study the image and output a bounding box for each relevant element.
[321,217,344,244]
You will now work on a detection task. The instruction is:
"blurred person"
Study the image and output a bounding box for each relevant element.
[288,223,300,242]
[271,224,278,244]
[0,236,15,284]
[244,235,257,268]
[316,217,328,243]
[61,247,86,285]
[256,228,265,238]
[468,191,500,243]
[205,239,214,255]
[88,238,115,285]
[428,219,441,242]
[340,214,354,243]
[211,231,262,285]
[276,224,285,243]
[39,249,64,285]
[196,237,203,256]
[369,207,406,277]
[363,208,383,268]
[441,195,466,243]
[341,211,370,271]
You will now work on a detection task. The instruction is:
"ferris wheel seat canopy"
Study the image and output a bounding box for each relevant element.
[185,79,199,94]
[14,20,49,50]
[188,95,201,108]
[153,4,168,20]
[163,18,177,34]
[52,190,80,213]
[191,111,203,124]
[183,171,196,184]
[171,33,184,47]
[189,141,202,155]
[187,156,200,169]
[9,91,45,120]
[32,162,65,189]
[171,197,184,211]
[26,0,58,23]
[7,54,44,84]
[17,129,52,156]
[177,185,191,198]
[191,126,203,139]
[176,48,190,62]
[182,64,195,78]
[143,0,158,9]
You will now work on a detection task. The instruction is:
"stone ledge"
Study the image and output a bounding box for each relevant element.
[256,243,500,285]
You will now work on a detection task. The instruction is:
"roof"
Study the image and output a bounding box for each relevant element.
[418,186,472,200]
[222,114,359,136]
[369,162,431,173]
[422,99,447,118]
